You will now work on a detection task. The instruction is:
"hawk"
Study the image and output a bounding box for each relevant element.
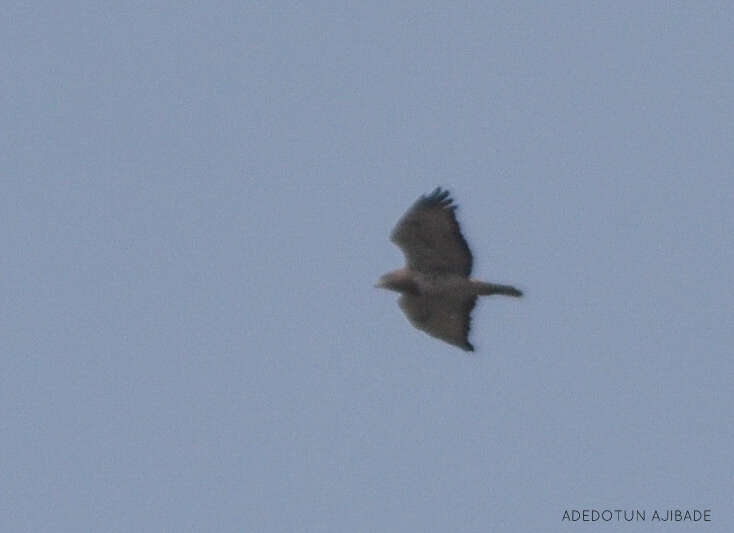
[376,187,522,351]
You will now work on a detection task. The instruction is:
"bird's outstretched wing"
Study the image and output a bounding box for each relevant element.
[390,187,473,276]
[398,293,477,351]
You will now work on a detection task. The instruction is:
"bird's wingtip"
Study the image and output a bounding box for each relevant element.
[423,186,454,208]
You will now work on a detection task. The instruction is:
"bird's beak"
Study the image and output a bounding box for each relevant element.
[374,281,383,289]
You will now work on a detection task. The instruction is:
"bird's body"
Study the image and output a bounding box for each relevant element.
[376,187,522,351]
[380,268,487,298]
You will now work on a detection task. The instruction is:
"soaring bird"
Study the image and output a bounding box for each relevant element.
[376,187,522,351]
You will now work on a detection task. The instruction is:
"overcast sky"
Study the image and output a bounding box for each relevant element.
[3,2,733,532]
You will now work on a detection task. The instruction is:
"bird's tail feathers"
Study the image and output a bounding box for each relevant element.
[473,282,523,297]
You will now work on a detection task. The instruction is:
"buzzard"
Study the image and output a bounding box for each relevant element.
[376,187,522,351]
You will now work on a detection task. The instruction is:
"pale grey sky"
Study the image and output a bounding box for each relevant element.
[3,3,733,532]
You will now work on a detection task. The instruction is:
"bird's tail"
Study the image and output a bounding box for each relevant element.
[472,281,523,297]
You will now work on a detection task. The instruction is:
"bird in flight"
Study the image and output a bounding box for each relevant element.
[376,187,522,351]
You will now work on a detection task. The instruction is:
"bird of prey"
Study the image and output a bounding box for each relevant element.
[376,187,522,351]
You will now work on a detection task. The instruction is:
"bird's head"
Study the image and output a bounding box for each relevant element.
[374,274,393,290]
[374,270,419,295]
